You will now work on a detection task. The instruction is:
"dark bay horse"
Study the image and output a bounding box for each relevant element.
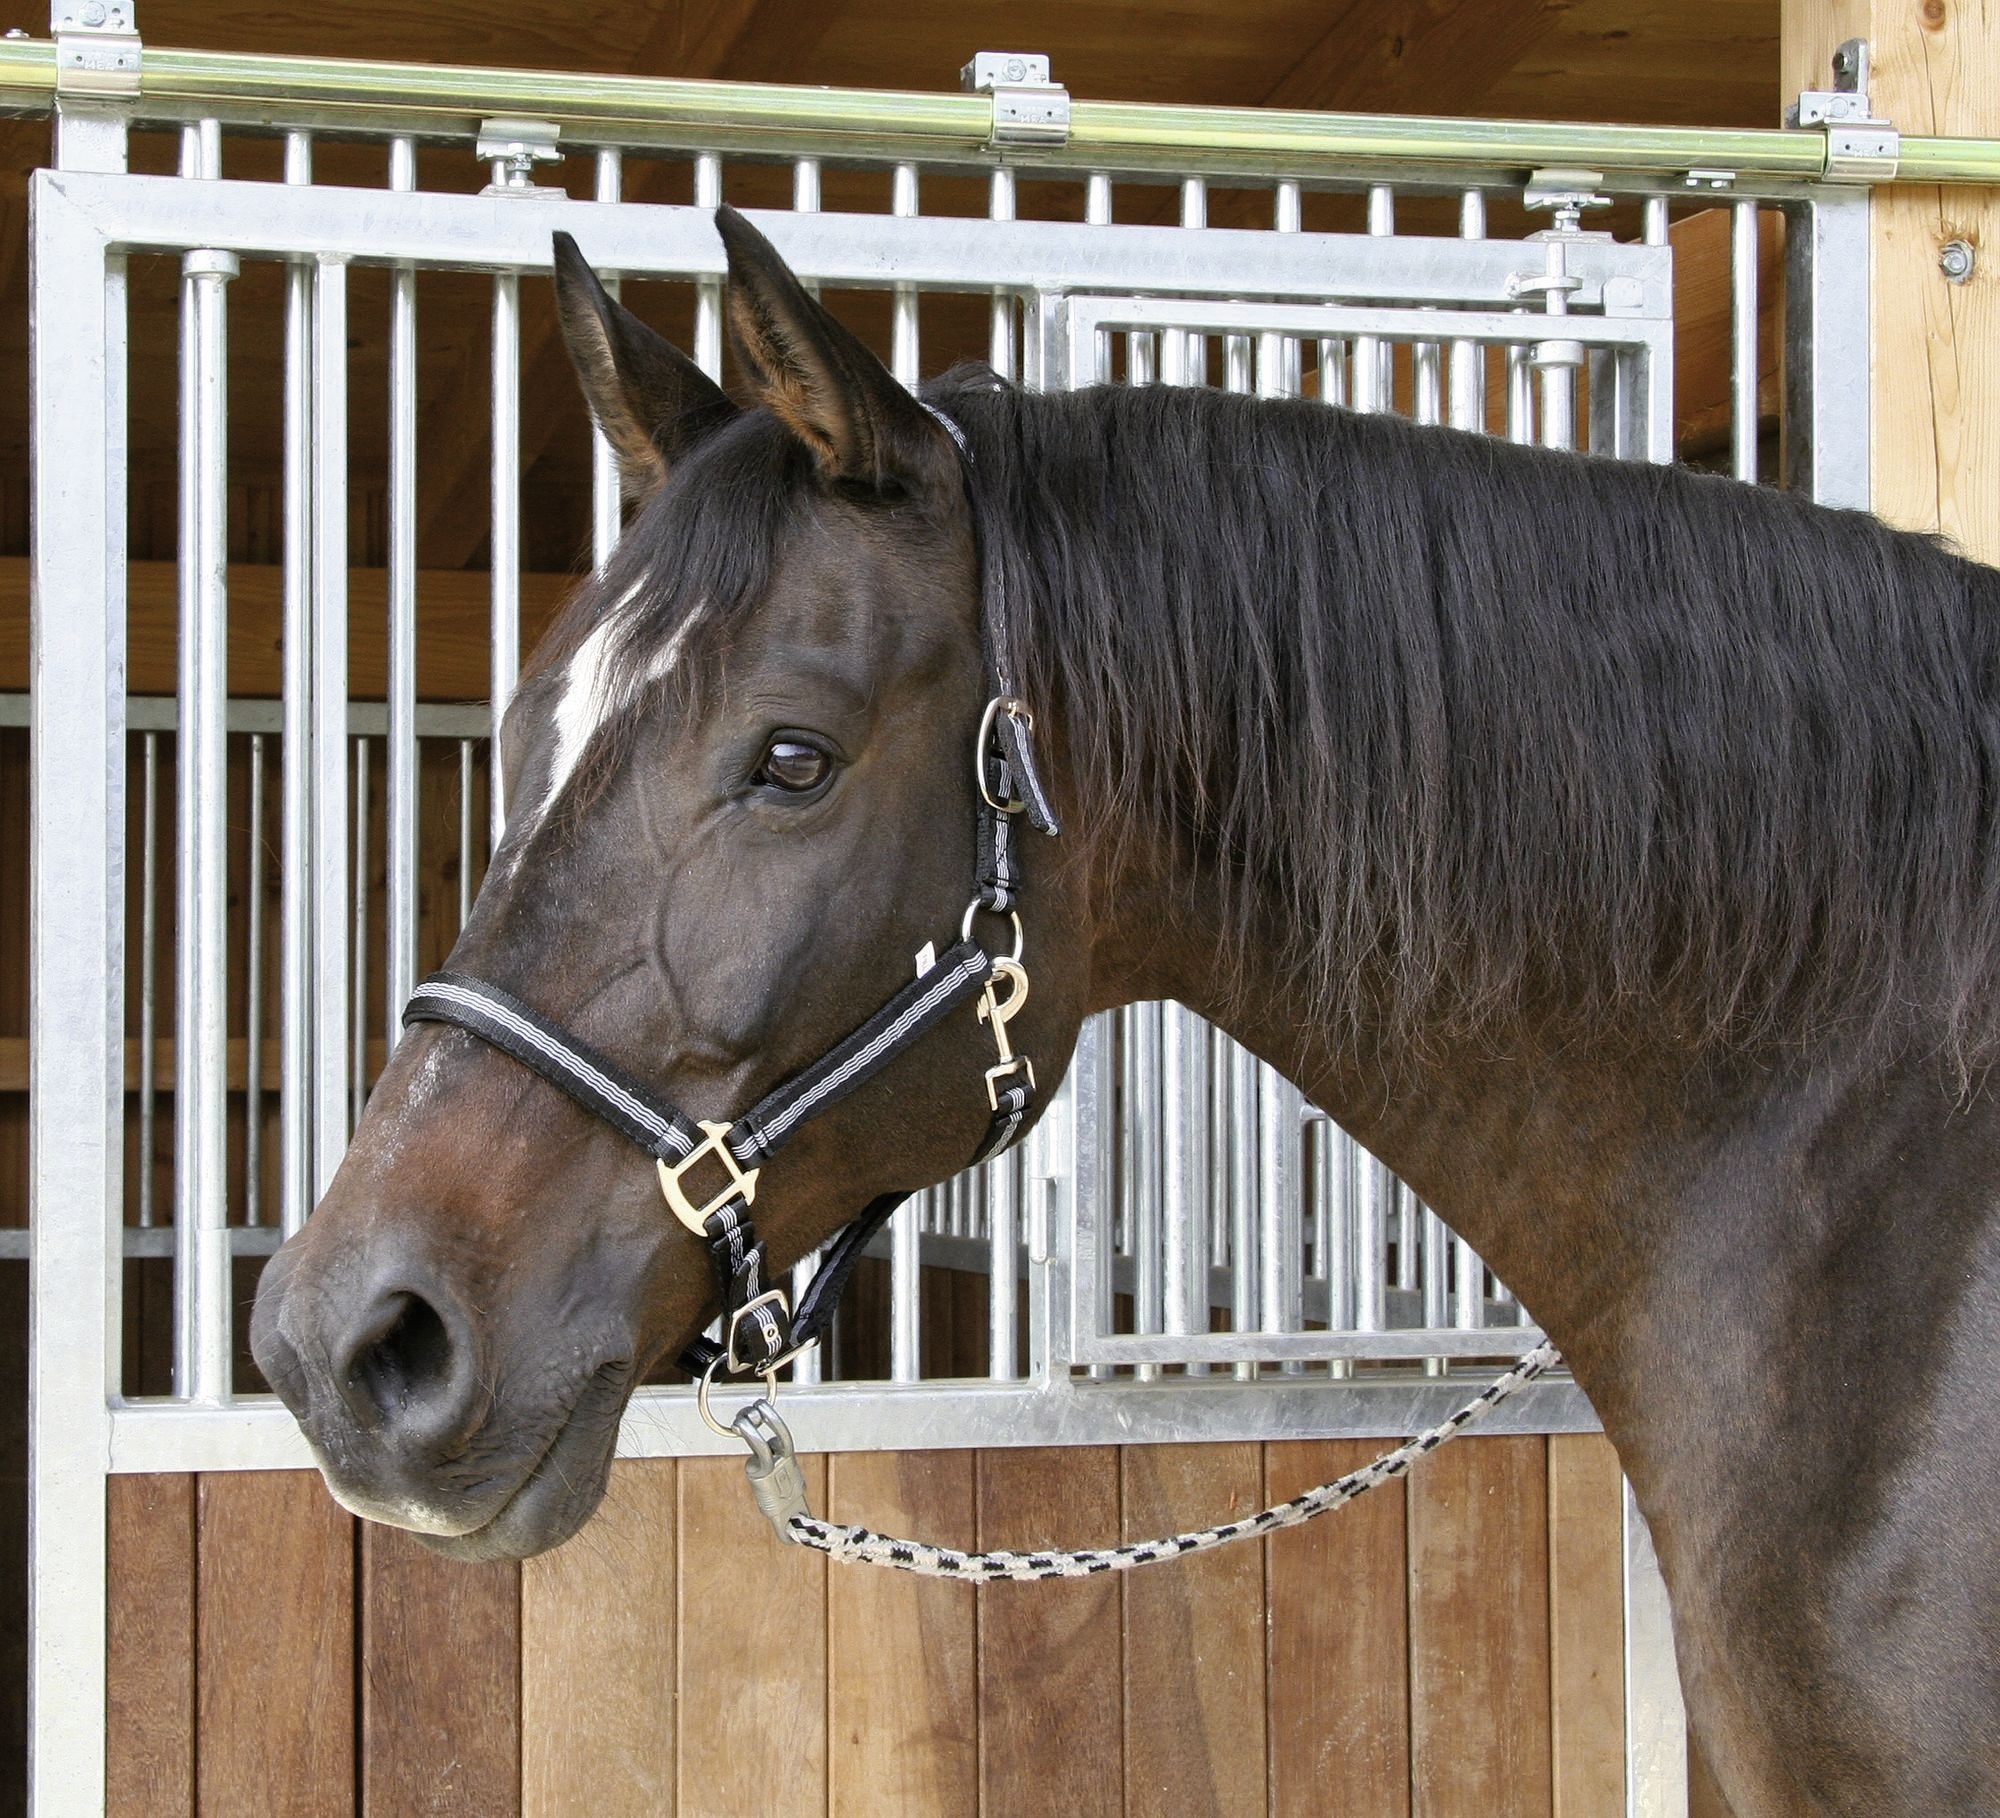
[252,206,2000,1816]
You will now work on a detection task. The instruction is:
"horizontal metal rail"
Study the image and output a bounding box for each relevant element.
[7,35,2000,186]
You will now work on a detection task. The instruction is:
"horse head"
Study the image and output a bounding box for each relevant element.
[250,209,1095,1559]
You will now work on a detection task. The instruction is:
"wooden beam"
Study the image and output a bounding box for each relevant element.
[1783,0,2000,561]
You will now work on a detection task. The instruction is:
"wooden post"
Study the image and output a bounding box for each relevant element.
[1782,0,2000,562]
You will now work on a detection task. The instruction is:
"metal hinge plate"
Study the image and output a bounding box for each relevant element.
[1788,38,1899,183]
[52,1,140,98]
[961,50,1071,149]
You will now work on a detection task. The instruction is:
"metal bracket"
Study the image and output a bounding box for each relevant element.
[1787,38,1899,183]
[476,117,563,193]
[51,1,140,98]
[1524,168,1613,240]
[961,50,1070,149]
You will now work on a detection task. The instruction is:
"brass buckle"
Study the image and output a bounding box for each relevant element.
[725,1286,793,1374]
[655,1119,761,1235]
[977,958,1036,1109]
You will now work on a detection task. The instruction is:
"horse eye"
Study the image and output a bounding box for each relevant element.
[755,739,831,794]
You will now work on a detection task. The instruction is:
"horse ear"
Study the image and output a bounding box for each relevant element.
[714,204,952,494]
[552,231,738,498]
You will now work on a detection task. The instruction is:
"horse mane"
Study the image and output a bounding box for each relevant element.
[550,368,2000,1067]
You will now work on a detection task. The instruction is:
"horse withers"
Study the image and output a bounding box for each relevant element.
[252,208,2000,1815]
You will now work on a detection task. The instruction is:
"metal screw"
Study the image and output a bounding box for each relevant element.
[79,0,105,21]
[1004,56,1028,82]
[1941,238,1976,283]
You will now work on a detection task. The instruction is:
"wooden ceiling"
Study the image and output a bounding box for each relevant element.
[0,0,1787,683]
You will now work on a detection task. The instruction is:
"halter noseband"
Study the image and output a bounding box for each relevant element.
[401,402,1059,1394]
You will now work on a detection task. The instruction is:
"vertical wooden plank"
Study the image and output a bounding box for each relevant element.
[198,1472,355,1818]
[1408,1435,1552,1818]
[1265,1438,1409,1817]
[1548,1434,1624,1816]
[107,1474,195,1818]
[827,1451,977,1817]
[1122,1443,1265,1818]
[976,1446,1122,1818]
[677,1451,826,1818]
[1782,0,2000,566]
[522,1457,677,1817]
[360,1524,519,1817]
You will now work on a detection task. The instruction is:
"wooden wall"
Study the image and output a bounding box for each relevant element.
[101,1433,1626,1817]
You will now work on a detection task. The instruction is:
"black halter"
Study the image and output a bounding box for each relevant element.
[402,403,1059,1387]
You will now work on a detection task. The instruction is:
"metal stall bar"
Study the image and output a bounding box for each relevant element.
[310,252,350,1199]
[279,130,316,1236]
[489,259,519,840]
[244,732,265,1224]
[1257,1069,1305,1373]
[1732,199,1760,483]
[986,166,1015,379]
[1161,1003,1209,1374]
[693,152,723,376]
[590,147,624,571]
[385,135,419,1047]
[136,730,158,1226]
[173,119,236,1404]
[1785,188,1870,511]
[1449,190,1486,431]
[350,735,369,1131]
[28,160,125,1818]
[1352,185,1392,412]
[891,161,920,386]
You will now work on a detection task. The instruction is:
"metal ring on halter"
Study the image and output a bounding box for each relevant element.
[961,898,1024,963]
[697,1353,781,1440]
[975,695,1032,813]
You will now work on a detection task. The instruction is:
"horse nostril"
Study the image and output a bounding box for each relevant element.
[350,1291,452,1420]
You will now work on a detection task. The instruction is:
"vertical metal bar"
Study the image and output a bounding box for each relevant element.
[1228,1040,1259,1378]
[1254,183,1303,397]
[1353,185,1393,411]
[1412,334,1443,425]
[1643,196,1670,246]
[174,119,237,1403]
[386,138,418,1055]
[1353,1142,1387,1336]
[350,736,370,1132]
[28,154,126,1816]
[1161,1003,1209,1374]
[279,131,315,1238]
[792,156,822,216]
[1083,172,1113,385]
[1318,1121,1353,1378]
[457,738,475,929]
[136,731,159,1227]
[590,148,624,572]
[1177,177,1206,386]
[985,168,1016,379]
[1257,1069,1304,1373]
[1131,1001,1163,1378]
[1625,1483,1691,1814]
[891,162,920,388]
[1421,1204,1449,1375]
[1449,190,1487,432]
[489,266,519,843]
[310,254,350,1200]
[693,154,723,378]
[1783,190,1870,510]
[1537,234,1578,451]
[1455,1229,1484,1331]
[1394,1179,1418,1292]
[890,1195,921,1382]
[1507,342,1535,444]
[244,732,265,1226]
[989,1147,1019,1380]
[1209,1025,1230,1268]
[1731,199,1761,484]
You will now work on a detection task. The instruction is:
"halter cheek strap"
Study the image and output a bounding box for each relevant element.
[403,399,1055,1390]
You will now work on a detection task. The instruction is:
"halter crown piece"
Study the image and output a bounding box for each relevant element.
[402,405,1059,1402]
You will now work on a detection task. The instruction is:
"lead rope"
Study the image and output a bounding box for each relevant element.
[721,1339,1561,1581]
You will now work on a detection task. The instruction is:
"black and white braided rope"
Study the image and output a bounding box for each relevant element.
[782,1340,1562,1581]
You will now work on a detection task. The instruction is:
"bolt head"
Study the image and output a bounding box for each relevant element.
[1004,57,1028,82]
[1941,238,1976,283]
[79,1,106,22]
